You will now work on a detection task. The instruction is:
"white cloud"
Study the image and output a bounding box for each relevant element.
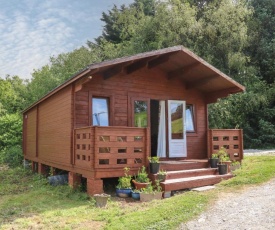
[0,0,134,80]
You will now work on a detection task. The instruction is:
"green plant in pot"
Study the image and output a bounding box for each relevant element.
[217,147,231,174]
[139,180,162,202]
[132,166,150,190]
[116,167,132,198]
[209,153,219,168]
[231,160,241,171]
[157,169,167,182]
[217,155,228,175]
[148,156,160,174]
[131,189,141,200]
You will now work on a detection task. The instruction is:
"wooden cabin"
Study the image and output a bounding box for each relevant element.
[23,46,244,195]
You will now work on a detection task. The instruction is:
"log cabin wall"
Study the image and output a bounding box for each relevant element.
[37,86,72,165]
[75,68,208,159]
[23,86,73,166]
[24,107,37,159]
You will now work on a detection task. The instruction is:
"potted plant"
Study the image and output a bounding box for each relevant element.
[139,180,162,202]
[216,147,232,174]
[209,153,219,168]
[93,193,110,208]
[116,167,132,198]
[131,189,141,200]
[157,169,167,182]
[231,160,241,171]
[132,166,150,190]
[148,156,160,174]
[222,155,231,173]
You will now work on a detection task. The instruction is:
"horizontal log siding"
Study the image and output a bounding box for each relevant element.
[76,68,207,159]
[25,107,37,158]
[38,86,72,165]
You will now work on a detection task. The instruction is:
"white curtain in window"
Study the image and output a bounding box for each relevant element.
[186,106,194,131]
[157,101,166,157]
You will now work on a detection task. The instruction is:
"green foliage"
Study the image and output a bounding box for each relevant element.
[220,155,275,187]
[0,155,275,229]
[0,146,23,167]
[117,167,132,189]
[211,153,219,159]
[0,113,22,152]
[25,45,102,107]
[148,156,160,163]
[135,166,150,183]
[248,0,275,84]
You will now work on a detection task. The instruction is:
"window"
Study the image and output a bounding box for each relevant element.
[134,100,148,127]
[92,98,109,126]
[170,101,184,139]
[186,105,195,132]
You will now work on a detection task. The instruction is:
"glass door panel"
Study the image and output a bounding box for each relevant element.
[168,100,187,157]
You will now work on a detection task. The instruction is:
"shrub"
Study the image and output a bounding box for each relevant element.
[0,145,23,167]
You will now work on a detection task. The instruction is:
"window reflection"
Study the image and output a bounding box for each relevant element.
[186,105,195,132]
[134,100,147,127]
[171,102,183,139]
[92,98,109,126]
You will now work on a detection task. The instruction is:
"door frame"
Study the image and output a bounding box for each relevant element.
[167,100,187,158]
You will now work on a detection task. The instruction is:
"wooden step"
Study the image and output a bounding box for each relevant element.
[165,168,217,180]
[151,168,217,181]
[160,174,233,192]
[160,161,209,171]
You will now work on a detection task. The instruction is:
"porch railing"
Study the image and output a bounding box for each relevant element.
[74,126,149,169]
[208,129,243,161]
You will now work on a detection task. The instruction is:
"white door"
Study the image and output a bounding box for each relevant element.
[168,100,187,157]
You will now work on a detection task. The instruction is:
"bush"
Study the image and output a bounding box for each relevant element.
[0,145,23,167]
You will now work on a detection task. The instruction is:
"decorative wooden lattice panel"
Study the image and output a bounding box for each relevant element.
[94,126,148,169]
[208,129,243,161]
[74,127,93,168]
[74,126,149,170]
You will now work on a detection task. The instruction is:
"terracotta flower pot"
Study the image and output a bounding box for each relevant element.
[132,180,150,190]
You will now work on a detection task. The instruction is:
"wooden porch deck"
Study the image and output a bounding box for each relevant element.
[73,126,241,195]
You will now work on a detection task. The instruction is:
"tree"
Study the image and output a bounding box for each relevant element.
[248,0,275,84]
[25,45,102,107]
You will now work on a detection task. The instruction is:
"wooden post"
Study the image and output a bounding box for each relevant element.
[38,163,47,176]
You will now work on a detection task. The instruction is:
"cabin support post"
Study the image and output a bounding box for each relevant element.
[31,161,38,173]
[38,163,47,176]
[51,167,57,175]
[87,178,103,195]
[68,172,82,189]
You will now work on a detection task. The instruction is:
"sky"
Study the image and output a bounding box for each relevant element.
[0,0,134,80]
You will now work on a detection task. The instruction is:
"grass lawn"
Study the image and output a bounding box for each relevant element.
[0,155,275,230]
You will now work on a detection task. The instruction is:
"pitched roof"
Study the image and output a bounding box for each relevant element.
[23,45,245,112]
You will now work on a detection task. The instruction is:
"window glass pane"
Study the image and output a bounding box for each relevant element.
[186,105,195,131]
[92,98,109,126]
[134,100,147,127]
[171,102,183,139]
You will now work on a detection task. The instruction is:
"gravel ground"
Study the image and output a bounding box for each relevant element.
[178,150,275,230]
